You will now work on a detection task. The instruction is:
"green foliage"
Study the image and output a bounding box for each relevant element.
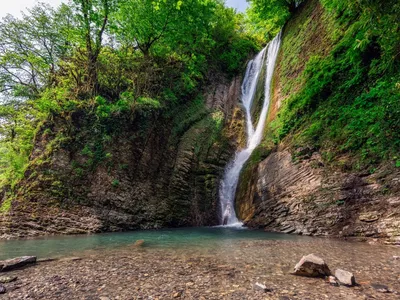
[0,0,255,191]
[246,0,301,43]
[272,0,400,168]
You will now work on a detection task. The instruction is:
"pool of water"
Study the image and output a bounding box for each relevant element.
[0,226,309,260]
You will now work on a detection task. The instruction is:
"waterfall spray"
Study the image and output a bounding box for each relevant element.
[219,33,282,226]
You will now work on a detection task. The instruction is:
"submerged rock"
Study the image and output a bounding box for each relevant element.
[133,240,145,247]
[291,254,331,277]
[0,256,36,272]
[335,269,356,286]
[0,276,17,283]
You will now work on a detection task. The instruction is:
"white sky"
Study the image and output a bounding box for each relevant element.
[0,0,248,19]
[0,0,64,18]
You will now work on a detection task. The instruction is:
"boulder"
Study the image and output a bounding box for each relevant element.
[291,254,331,277]
[335,269,356,286]
[0,256,37,272]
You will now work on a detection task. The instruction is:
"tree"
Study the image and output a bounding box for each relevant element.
[0,4,74,98]
[114,0,219,57]
[71,0,117,94]
[246,0,302,42]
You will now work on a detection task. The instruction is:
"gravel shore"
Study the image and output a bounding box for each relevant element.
[2,238,400,299]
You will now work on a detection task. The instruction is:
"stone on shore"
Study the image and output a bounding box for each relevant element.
[291,254,331,277]
[0,256,37,272]
[0,276,17,283]
[0,284,6,294]
[254,282,272,292]
[335,269,356,286]
[328,276,339,286]
[371,283,392,293]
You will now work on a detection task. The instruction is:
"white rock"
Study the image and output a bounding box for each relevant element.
[335,269,356,286]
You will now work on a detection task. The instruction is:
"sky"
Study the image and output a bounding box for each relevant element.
[0,0,248,19]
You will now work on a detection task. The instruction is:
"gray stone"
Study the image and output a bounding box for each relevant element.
[0,256,36,272]
[371,283,391,293]
[291,254,331,277]
[335,269,356,286]
[0,284,5,294]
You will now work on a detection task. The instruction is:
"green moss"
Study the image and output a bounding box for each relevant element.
[0,196,12,214]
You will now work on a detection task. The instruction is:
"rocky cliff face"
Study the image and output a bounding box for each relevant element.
[237,147,400,243]
[236,0,400,243]
[0,75,243,239]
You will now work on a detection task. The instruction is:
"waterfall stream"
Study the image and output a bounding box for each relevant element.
[219,33,282,226]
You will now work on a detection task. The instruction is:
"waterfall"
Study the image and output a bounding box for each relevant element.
[219,33,282,226]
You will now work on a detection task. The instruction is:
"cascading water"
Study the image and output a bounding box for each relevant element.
[219,33,282,226]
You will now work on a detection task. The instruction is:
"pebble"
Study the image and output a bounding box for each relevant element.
[328,276,339,286]
[254,282,272,292]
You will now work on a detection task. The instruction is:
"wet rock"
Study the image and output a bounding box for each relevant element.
[371,283,392,293]
[0,284,6,294]
[328,276,339,286]
[254,282,272,292]
[0,256,36,272]
[291,254,331,277]
[335,269,356,286]
[0,276,17,283]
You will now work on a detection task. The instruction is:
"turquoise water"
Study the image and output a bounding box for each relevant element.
[0,227,306,260]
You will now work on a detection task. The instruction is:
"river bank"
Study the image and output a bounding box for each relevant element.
[1,231,399,299]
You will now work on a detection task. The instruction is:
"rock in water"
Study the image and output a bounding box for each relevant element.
[0,256,37,272]
[335,269,356,286]
[291,254,331,277]
[133,240,145,247]
[0,284,6,294]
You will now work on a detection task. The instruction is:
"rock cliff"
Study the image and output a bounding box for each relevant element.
[0,75,243,238]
